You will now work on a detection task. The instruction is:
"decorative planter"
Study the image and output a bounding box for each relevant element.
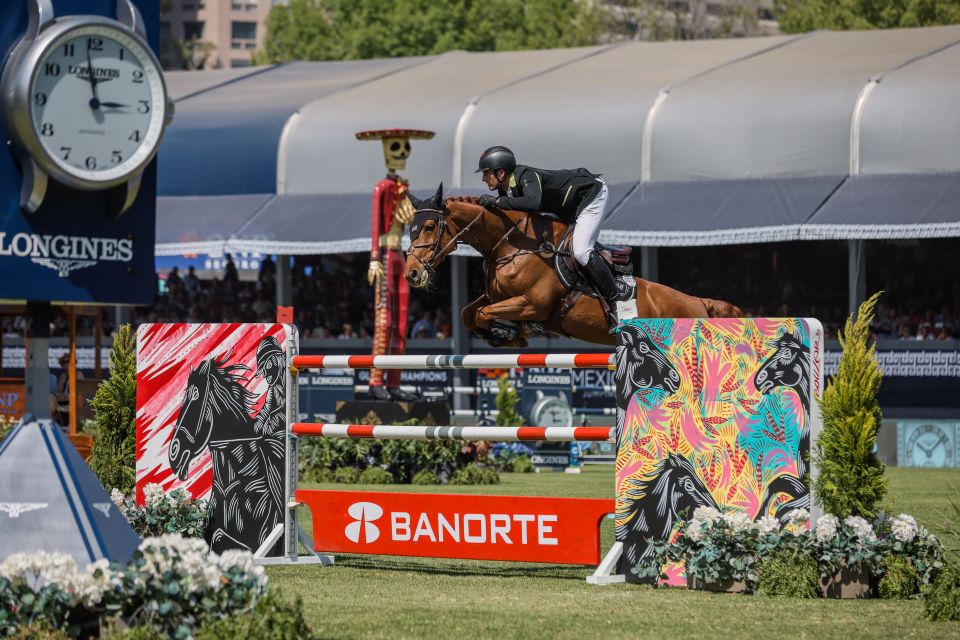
[686,573,748,594]
[819,563,871,599]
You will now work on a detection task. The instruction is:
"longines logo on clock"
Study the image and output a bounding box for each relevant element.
[0,230,133,277]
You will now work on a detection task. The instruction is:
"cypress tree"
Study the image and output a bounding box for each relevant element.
[813,291,887,518]
[88,324,138,494]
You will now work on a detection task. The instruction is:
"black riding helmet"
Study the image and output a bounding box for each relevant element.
[475,146,516,174]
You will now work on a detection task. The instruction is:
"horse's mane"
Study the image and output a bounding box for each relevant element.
[204,355,257,422]
[445,196,481,205]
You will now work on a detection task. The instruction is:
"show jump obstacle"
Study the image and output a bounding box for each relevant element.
[135,318,822,585]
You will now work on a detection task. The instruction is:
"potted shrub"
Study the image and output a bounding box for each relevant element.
[637,507,781,593]
[809,514,881,598]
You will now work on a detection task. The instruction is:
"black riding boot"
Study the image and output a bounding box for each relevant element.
[584,251,620,330]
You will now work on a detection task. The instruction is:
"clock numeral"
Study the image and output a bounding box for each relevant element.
[138,100,150,114]
[40,123,54,137]
[43,62,61,76]
[63,43,75,57]
[132,69,144,84]
[85,156,97,170]
[87,37,104,51]
[34,92,47,107]
[119,48,125,61]
[111,150,123,164]
[129,129,141,142]
[60,147,71,160]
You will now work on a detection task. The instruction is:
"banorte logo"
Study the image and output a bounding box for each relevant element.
[345,501,383,543]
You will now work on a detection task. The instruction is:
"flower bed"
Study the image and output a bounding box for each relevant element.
[111,484,210,539]
[634,508,944,598]
[0,535,266,638]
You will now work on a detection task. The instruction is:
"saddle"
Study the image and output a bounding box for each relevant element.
[552,224,633,318]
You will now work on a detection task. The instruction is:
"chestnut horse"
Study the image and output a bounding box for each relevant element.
[404,184,742,348]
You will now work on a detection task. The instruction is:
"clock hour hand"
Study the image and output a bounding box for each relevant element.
[86,48,101,109]
[100,101,129,109]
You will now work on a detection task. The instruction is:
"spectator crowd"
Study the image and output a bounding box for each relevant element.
[2,239,957,344]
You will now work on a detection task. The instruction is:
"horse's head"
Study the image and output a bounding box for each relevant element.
[754,330,810,411]
[169,359,214,481]
[168,355,256,480]
[615,323,681,401]
[655,454,717,518]
[404,183,452,289]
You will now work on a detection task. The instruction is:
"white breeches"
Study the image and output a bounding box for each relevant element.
[571,180,609,265]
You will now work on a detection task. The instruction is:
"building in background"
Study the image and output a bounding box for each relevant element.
[160,0,278,70]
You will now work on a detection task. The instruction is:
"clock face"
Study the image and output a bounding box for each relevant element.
[534,398,573,429]
[905,423,954,468]
[28,24,166,184]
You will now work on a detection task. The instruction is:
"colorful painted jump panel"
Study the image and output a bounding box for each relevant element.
[614,318,823,584]
[136,323,293,554]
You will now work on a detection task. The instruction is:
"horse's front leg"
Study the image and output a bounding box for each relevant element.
[474,294,547,347]
[460,294,489,334]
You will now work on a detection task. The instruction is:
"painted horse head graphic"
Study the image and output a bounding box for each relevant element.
[618,453,718,567]
[168,355,256,481]
[615,323,681,405]
[754,330,811,414]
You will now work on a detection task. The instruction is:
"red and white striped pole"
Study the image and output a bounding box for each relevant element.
[291,353,614,370]
[291,423,614,442]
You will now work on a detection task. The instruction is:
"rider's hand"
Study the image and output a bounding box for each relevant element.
[477,194,498,208]
[396,198,415,224]
[367,260,384,285]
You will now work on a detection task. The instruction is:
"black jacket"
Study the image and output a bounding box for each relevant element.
[495,165,602,223]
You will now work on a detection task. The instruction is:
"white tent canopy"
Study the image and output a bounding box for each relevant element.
[157,26,960,255]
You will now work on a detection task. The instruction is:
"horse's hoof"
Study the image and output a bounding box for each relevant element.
[489,321,518,342]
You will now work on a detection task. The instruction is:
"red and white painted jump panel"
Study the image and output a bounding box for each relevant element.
[292,353,614,370]
[290,423,614,442]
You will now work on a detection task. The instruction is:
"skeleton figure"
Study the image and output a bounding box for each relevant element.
[355,129,434,401]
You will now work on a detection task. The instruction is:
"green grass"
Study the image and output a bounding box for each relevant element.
[266,466,960,639]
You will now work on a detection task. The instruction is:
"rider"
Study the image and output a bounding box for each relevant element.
[475,146,619,322]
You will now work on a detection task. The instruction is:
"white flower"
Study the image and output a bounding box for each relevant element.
[219,549,268,588]
[891,513,919,543]
[143,483,166,506]
[721,511,753,533]
[756,515,780,535]
[844,515,876,545]
[110,488,127,512]
[815,514,839,543]
[691,506,721,526]
[686,523,705,543]
[785,508,810,524]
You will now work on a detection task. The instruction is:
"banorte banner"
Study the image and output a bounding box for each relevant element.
[297,490,614,565]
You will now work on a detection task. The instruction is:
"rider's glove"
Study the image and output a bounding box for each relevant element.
[477,194,498,208]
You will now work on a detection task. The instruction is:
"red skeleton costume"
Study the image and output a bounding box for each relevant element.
[356,129,435,397]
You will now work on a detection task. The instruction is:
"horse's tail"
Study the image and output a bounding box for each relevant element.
[702,298,745,318]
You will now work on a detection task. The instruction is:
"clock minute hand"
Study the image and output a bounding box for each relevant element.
[86,48,100,109]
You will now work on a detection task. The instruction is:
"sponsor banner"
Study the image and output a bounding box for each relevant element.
[0,382,24,419]
[523,368,572,388]
[298,490,614,565]
[354,369,452,386]
[298,370,353,422]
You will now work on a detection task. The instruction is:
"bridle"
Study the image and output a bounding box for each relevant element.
[408,201,560,279]
[407,205,485,279]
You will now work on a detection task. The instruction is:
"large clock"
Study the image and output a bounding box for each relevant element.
[530,395,574,429]
[1,0,174,215]
[901,421,956,468]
